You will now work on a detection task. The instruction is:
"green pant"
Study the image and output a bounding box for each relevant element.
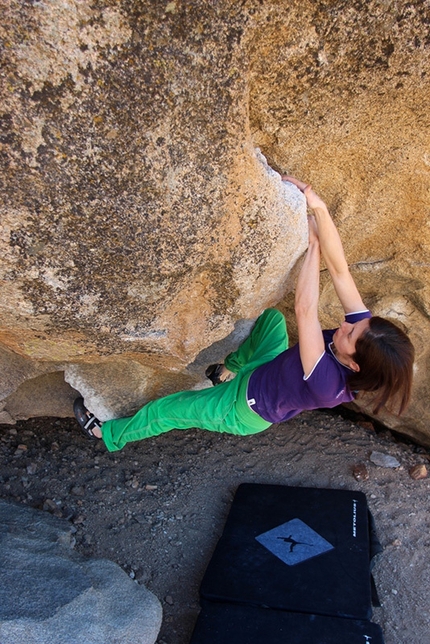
[102,308,288,452]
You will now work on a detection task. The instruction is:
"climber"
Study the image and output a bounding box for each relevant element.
[74,176,414,452]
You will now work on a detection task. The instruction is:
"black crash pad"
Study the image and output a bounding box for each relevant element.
[200,484,379,620]
[190,602,385,644]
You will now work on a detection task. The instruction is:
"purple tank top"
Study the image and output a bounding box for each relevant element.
[246,311,372,424]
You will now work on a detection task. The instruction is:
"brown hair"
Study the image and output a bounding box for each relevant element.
[348,316,415,415]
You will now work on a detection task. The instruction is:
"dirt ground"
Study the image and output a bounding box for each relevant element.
[1,409,429,644]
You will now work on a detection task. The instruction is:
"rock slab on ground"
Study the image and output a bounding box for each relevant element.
[0,499,162,644]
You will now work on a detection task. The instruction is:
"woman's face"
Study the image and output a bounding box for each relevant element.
[332,318,370,364]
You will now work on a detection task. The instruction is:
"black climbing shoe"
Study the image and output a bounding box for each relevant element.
[73,397,102,440]
[205,364,225,386]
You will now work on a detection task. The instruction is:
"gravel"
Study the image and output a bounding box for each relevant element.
[1,409,429,644]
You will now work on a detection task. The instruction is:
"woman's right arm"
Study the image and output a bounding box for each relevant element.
[283,176,366,314]
[294,216,325,378]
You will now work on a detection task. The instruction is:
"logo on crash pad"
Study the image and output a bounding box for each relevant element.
[255,518,334,566]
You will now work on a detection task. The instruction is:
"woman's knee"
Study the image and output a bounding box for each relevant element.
[259,308,287,334]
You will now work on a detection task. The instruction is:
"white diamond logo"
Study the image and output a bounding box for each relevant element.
[255,518,334,566]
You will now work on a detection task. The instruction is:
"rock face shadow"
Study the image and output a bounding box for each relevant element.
[186,317,256,377]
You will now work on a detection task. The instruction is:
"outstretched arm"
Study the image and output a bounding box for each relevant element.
[283,175,366,314]
[295,216,325,377]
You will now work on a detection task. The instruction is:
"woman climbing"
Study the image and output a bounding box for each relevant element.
[74,176,414,452]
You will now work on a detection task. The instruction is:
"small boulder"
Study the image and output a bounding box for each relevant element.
[0,500,162,644]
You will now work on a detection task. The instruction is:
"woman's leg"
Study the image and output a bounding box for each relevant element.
[101,309,286,452]
[101,373,269,452]
[224,308,288,373]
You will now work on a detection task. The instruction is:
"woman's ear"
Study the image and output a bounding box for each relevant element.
[348,359,360,372]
